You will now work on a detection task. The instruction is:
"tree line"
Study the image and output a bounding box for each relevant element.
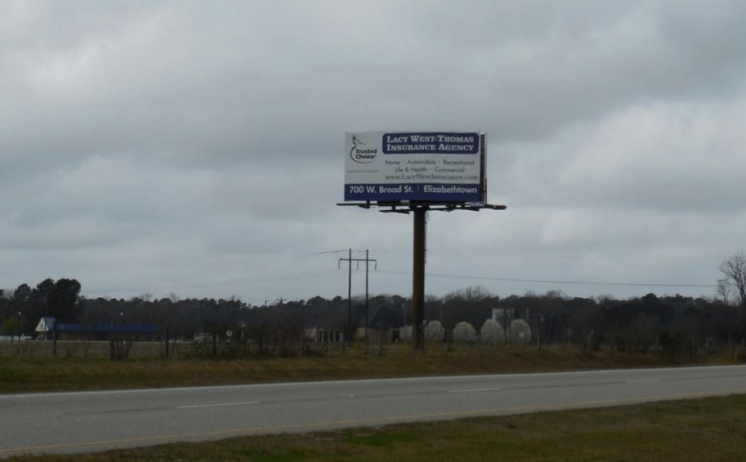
[2,252,745,350]
[0,278,82,338]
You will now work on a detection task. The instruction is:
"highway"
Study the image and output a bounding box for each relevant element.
[1,365,745,457]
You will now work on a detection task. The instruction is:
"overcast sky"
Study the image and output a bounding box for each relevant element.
[2,0,745,305]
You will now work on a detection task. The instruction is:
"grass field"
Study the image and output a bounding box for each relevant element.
[6,394,746,461]
[0,342,740,394]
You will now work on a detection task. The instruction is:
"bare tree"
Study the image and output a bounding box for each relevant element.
[720,252,746,339]
[716,278,732,306]
[720,252,746,310]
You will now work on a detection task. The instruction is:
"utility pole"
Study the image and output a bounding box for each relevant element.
[338,250,378,345]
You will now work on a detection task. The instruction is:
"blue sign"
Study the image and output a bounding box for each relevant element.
[382,132,479,155]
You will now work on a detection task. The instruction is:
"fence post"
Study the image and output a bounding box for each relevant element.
[164,323,170,359]
[109,322,115,361]
[52,322,58,358]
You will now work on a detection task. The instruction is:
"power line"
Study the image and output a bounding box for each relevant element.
[363,248,726,262]
[312,249,369,255]
[312,249,349,255]
[361,269,717,289]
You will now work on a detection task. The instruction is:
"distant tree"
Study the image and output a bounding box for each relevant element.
[480,319,505,345]
[509,319,532,344]
[31,279,55,319]
[544,290,566,299]
[720,252,746,338]
[716,279,733,306]
[10,283,36,333]
[444,285,491,302]
[453,322,477,343]
[307,296,326,306]
[0,290,9,320]
[47,279,82,322]
[13,284,32,303]
[424,321,445,343]
[720,252,746,310]
[1,317,22,340]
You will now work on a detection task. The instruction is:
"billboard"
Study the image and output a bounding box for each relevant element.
[344,131,486,203]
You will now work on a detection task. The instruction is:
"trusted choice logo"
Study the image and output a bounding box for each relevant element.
[349,134,378,164]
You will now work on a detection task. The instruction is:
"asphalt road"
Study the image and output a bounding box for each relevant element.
[2,365,745,457]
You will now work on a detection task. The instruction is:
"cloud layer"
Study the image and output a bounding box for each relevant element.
[1,0,745,303]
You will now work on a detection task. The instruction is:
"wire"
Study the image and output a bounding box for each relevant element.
[311,249,368,255]
[365,248,725,261]
[359,269,717,289]
[311,249,350,255]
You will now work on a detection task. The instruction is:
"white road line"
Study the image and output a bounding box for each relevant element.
[626,379,661,384]
[177,401,259,410]
[449,387,501,393]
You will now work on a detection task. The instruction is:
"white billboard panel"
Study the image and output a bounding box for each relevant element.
[344,131,485,203]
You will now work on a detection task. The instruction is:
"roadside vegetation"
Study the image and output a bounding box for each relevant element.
[0,342,740,394]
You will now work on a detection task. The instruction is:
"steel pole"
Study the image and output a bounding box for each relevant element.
[365,249,369,343]
[412,208,426,350]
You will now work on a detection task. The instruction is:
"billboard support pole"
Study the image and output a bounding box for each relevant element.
[365,249,370,344]
[412,207,426,350]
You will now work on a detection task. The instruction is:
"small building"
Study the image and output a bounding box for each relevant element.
[307,327,344,343]
[366,305,408,343]
[35,317,57,340]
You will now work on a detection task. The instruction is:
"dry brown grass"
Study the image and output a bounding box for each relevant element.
[0,342,736,394]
